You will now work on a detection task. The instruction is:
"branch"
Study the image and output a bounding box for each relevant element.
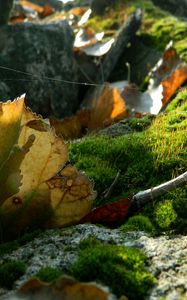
[132,171,187,208]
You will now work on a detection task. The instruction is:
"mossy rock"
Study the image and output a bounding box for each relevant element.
[69,89,187,234]
[71,239,156,300]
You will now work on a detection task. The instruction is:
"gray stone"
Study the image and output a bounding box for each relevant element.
[0,21,78,118]
[1,224,187,299]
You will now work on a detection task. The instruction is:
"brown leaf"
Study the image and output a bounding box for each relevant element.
[162,65,187,106]
[20,0,44,13]
[88,84,127,131]
[50,109,91,139]
[81,197,132,226]
[19,275,112,300]
[40,5,54,18]
[51,84,127,139]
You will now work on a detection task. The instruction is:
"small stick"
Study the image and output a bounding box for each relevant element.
[103,170,121,199]
[133,170,187,208]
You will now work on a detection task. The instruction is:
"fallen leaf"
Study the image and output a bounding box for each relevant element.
[50,109,91,140]
[88,84,127,131]
[40,5,54,18]
[74,28,104,50]
[0,96,96,239]
[162,65,187,106]
[78,8,92,26]
[50,84,127,139]
[18,275,113,300]
[121,83,163,115]
[10,13,27,24]
[81,197,132,226]
[0,96,25,205]
[80,38,115,57]
[121,44,187,115]
[47,164,96,227]
[148,42,182,89]
[69,7,88,17]
[20,0,44,14]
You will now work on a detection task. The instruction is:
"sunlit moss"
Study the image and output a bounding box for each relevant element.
[69,92,187,234]
[120,215,155,234]
[154,200,177,229]
[141,16,187,60]
[71,239,156,300]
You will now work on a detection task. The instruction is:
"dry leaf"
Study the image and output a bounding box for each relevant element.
[47,164,96,227]
[121,44,187,115]
[88,84,127,131]
[50,109,91,140]
[18,275,113,300]
[81,197,132,226]
[51,84,127,139]
[0,96,25,205]
[162,65,187,105]
[20,0,44,14]
[0,96,96,239]
[121,83,163,115]
[40,5,54,18]
[74,28,104,50]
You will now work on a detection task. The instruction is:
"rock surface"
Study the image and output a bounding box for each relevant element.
[0,224,186,299]
[0,21,78,118]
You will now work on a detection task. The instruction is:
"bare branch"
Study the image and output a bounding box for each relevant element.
[133,171,187,208]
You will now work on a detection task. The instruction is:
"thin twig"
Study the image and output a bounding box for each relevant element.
[102,170,121,199]
[133,171,187,208]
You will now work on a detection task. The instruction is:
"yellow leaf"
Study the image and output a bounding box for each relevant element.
[0,97,96,239]
[18,106,68,193]
[0,135,35,205]
[0,95,24,168]
[46,164,96,227]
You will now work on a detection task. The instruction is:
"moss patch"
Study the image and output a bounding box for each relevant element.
[69,89,187,234]
[36,267,63,283]
[120,215,155,234]
[71,238,156,300]
[0,261,26,289]
[142,16,187,59]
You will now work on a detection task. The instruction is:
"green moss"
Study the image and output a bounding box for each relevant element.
[71,240,156,299]
[120,215,155,234]
[70,100,187,196]
[36,267,63,283]
[69,91,187,234]
[141,16,187,60]
[79,235,101,250]
[0,261,26,289]
[86,15,119,32]
[154,200,177,229]
[127,115,154,131]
